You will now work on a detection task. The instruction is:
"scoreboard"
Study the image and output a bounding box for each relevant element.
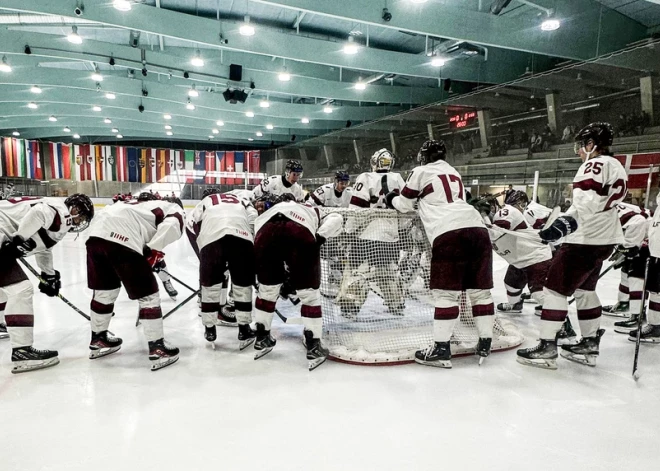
[449,111,477,129]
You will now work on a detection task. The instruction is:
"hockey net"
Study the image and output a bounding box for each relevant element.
[319,208,524,365]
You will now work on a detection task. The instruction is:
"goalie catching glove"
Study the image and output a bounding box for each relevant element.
[538,215,577,242]
[38,270,61,297]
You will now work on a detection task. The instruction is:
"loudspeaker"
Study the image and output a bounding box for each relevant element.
[346,120,352,128]
[229,64,243,82]
[443,78,452,92]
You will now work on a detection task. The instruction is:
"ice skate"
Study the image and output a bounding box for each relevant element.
[476,337,492,365]
[534,305,542,316]
[556,318,578,345]
[305,330,329,371]
[0,323,8,340]
[148,338,179,371]
[602,301,629,318]
[521,292,535,303]
[614,314,639,334]
[217,305,237,327]
[204,325,217,345]
[516,340,558,370]
[560,329,605,367]
[253,323,276,360]
[497,301,523,313]
[89,330,123,359]
[238,324,256,350]
[11,346,59,374]
[628,324,660,343]
[415,341,452,368]
[162,280,178,300]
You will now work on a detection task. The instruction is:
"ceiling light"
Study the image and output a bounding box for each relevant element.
[49,116,57,122]
[91,66,103,81]
[410,0,429,3]
[113,0,132,11]
[92,106,102,112]
[343,36,359,55]
[323,106,333,113]
[240,16,256,36]
[188,84,199,97]
[278,68,291,82]
[301,117,309,124]
[165,124,172,130]
[245,111,255,118]
[354,81,366,90]
[111,128,119,133]
[30,85,42,94]
[0,56,11,73]
[266,124,274,130]
[105,93,116,99]
[27,102,38,109]
[259,100,270,108]
[12,131,20,136]
[186,99,195,110]
[212,128,219,134]
[209,135,214,139]
[116,134,124,138]
[67,26,83,44]
[104,118,112,124]
[73,133,80,139]
[166,131,173,136]
[164,114,172,120]
[63,127,71,132]
[541,19,561,31]
[431,57,446,67]
[248,138,254,141]
[216,120,224,126]
[256,131,263,137]
[191,50,204,67]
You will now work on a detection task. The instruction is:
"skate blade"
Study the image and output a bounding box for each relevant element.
[614,327,637,335]
[239,337,256,351]
[414,358,452,369]
[478,356,485,366]
[254,346,273,360]
[11,357,60,374]
[602,311,629,318]
[168,296,177,301]
[628,336,660,343]
[308,356,327,371]
[516,356,557,370]
[557,337,579,346]
[209,341,216,350]
[89,346,121,359]
[534,311,541,317]
[217,320,238,327]
[0,333,9,340]
[559,351,597,367]
[150,355,179,371]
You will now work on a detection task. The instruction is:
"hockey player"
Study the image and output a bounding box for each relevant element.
[187,190,257,348]
[634,192,660,342]
[0,194,94,373]
[517,122,628,369]
[524,200,554,229]
[387,140,495,368]
[337,149,407,316]
[252,159,305,202]
[310,170,352,208]
[252,194,343,370]
[85,198,185,370]
[602,202,650,318]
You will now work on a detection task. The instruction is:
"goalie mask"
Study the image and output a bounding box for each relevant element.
[64,193,94,233]
[370,149,395,172]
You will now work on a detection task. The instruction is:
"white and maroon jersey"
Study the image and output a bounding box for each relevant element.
[490,204,552,269]
[252,175,304,202]
[563,155,627,246]
[88,200,184,254]
[0,196,73,274]
[188,192,257,251]
[648,194,660,257]
[616,202,649,225]
[614,203,649,249]
[309,183,352,208]
[254,201,343,241]
[524,201,553,229]
[390,160,484,245]
[226,188,256,202]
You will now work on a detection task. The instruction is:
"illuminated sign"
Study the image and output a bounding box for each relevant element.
[449,111,477,129]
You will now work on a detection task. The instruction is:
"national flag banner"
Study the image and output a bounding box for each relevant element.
[74,144,93,181]
[104,146,117,181]
[33,141,43,180]
[116,146,128,182]
[0,138,10,176]
[234,151,245,183]
[250,150,261,184]
[193,150,205,183]
[156,149,167,182]
[167,149,178,176]
[11,138,27,178]
[127,147,139,183]
[48,142,62,179]
[224,151,234,185]
[615,152,660,189]
[204,151,215,184]
[149,148,158,183]
[26,140,42,180]
[215,151,225,184]
[0,137,20,177]
[184,150,195,183]
[94,145,105,181]
[139,148,149,183]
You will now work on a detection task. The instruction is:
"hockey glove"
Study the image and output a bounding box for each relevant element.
[38,270,61,297]
[316,234,327,247]
[617,245,640,259]
[152,259,166,273]
[538,215,577,243]
[143,246,165,268]
[468,198,492,217]
[0,236,37,260]
[384,190,400,209]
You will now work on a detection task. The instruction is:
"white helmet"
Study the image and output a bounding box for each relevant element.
[370,148,395,172]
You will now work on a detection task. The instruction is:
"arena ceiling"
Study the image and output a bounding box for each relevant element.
[0,0,659,148]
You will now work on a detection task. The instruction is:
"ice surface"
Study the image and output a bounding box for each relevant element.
[1,232,659,471]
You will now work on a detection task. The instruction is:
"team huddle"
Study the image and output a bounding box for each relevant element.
[1,121,657,373]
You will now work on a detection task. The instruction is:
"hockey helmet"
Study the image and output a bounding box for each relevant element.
[202,186,221,199]
[166,196,184,209]
[505,190,529,209]
[335,170,350,182]
[285,159,304,175]
[137,191,157,201]
[574,122,614,156]
[417,140,447,165]
[370,148,395,172]
[64,193,94,233]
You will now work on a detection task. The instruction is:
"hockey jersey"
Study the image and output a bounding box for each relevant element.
[252,175,304,202]
[188,192,257,251]
[564,155,627,246]
[88,200,184,254]
[648,194,660,257]
[524,201,553,229]
[490,204,552,269]
[254,201,343,241]
[309,183,352,208]
[616,203,649,249]
[0,196,73,275]
[391,160,484,245]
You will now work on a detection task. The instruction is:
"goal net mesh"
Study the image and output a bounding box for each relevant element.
[319,208,524,364]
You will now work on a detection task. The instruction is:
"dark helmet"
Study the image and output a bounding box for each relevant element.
[335,170,350,182]
[574,122,614,155]
[64,193,94,233]
[202,187,221,199]
[417,140,447,165]
[137,191,157,201]
[285,159,303,175]
[166,196,184,209]
[505,190,529,208]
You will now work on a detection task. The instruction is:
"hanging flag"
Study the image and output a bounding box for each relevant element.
[49,143,62,179]
[149,148,157,183]
[61,143,72,180]
[215,151,225,184]
[204,151,215,184]
[193,150,205,184]
[74,144,92,181]
[167,149,178,180]
[104,146,116,181]
[116,146,128,182]
[25,140,42,180]
[94,145,105,181]
[11,139,27,178]
[234,151,245,184]
[225,151,235,185]
[139,148,148,183]
[184,150,195,183]
[156,149,167,182]
[0,138,9,176]
[127,147,139,183]
[250,150,261,185]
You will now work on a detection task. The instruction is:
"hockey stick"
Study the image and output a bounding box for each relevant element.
[163,289,201,320]
[567,263,617,306]
[158,269,197,293]
[632,258,650,381]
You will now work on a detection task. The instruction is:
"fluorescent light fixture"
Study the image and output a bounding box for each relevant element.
[301,117,309,124]
[104,118,112,124]
[63,127,71,132]
[165,124,172,130]
[278,69,291,81]
[116,134,123,138]
[240,16,255,36]
[49,116,57,122]
[186,99,195,110]
[92,106,102,112]
[431,57,446,67]
[209,135,214,139]
[27,102,38,109]
[67,26,82,44]
[216,120,224,126]
[166,131,173,136]
[164,114,172,120]
[259,100,270,108]
[73,133,80,139]
[248,138,254,141]
[91,71,103,81]
[188,84,199,97]
[256,131,263,137]
[323,106,333,113]
[212,128,219,134]
[111,128,119,133]
[105,93,116,99]
[190,50,204,67]
[12,131,20,136]
[343,36,359,55]
[0,56,11,73]
[245,111,255,118]
[266,124,274,130]
[541,19,560,31]
[354,81,366,90]
[113,0,132,11]
[30,85,42,94]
